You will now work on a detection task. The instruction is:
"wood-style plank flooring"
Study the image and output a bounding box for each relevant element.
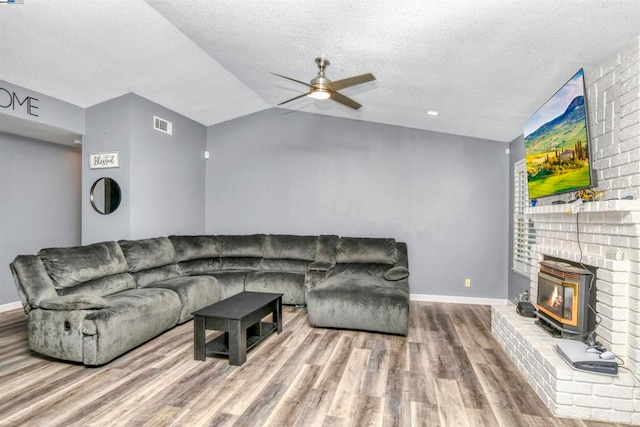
[0,302,632,426]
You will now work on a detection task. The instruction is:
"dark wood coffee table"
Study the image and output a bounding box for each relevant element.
[192,291,283,366]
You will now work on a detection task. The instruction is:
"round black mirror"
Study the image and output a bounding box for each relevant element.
[90,177,122,215]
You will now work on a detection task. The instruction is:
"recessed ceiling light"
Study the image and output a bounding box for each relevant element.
[427,110,439,116]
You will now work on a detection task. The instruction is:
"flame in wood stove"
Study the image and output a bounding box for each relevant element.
[546,285,563,309]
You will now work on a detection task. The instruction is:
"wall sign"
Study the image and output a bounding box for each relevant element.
[0,87,39,116]
[89,152,120,169]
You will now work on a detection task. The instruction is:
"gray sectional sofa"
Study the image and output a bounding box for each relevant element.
[10,234,409,366]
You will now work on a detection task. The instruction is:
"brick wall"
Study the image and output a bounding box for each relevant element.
[589,38,640,201]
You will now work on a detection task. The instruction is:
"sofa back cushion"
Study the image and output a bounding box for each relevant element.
[118,237,183,287]
[133,264,183,288]
[315,235,339,264]
[218,234,265,258]
[178,258,222,275]
[169,235,221,262]
[336,237,398,265]
[261,259,311,274]
[220,257,262,271]
[308,235,339,271]
[118,237,176,272]
[331,263,391,277]
[263,235,317,261]
[39,241,128,290]
[260,235,317,273]
[58,273,136,297]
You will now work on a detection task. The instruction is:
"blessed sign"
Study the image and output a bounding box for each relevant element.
[89,152,120,169]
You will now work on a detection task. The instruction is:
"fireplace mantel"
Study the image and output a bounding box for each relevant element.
[526,199,640,215]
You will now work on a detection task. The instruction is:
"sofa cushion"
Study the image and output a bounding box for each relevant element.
[58,273,136,297]
[149,275,221,323]
[332,263,390,277]
[133,264,183,288]
[336,237,398,265]
[307,274,409,335]
[206,271,248,300]
[244,272,305,305]
[315,235,339,265]
[218,234,265,258]
[263,234,317,261]
[118,237,176,272]
[308,261,335,272]
[220,257,262,271]
[261,259,311,274]
[179,258,222,275]
[169,235,221,262]
[39,241,128,290]
[40,294,109,311]
[82,288,182,365]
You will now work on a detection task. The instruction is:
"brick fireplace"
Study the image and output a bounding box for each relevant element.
[493,37,640,424]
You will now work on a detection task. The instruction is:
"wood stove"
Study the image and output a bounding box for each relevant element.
[536,258,596,340]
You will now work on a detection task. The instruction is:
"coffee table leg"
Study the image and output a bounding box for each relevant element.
[275,297,283,334]
[228,319,247,366]
[194,315,206,361]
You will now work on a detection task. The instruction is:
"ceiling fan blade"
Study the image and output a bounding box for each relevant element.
[330,91,362,110]
[277,92,312,106]
[271,72,313,89]
[326,73,375,91]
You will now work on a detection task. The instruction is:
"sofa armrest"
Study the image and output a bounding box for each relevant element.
[40,295,109,311]
[383,242,409,281]
[304,269,332,298]
[383,266,409,281]
[394,242,409,269]
[10,255,59,312]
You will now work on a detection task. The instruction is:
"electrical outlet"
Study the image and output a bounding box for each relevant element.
[465,278,471,287]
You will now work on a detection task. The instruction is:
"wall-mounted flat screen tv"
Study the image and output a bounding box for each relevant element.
[523,69,596,199]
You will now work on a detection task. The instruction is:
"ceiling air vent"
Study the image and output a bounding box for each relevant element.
[153,116,173,135]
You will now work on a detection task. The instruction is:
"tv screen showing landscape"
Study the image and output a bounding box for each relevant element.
[523,69,594,199]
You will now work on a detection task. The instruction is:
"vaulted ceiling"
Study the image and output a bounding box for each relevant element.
[1,0,639,142]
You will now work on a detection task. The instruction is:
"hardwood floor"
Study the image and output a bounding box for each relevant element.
[0,302,631,427]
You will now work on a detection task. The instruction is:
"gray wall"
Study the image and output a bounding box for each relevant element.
[0,132,81,306]
[83,94,132,243]
[129,95,206,239]
[207,109,510,298]
[507,135,530,303]
[83,93,206,244]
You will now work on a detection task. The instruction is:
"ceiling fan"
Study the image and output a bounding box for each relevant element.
[272,57,375,110]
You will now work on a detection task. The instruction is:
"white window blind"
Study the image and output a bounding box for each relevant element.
[513,159,534,276]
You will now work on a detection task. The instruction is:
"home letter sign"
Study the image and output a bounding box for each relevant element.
[0,87,39,116]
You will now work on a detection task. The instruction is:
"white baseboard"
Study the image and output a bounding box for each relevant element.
[410,293,509,306]
[0,301,23,313]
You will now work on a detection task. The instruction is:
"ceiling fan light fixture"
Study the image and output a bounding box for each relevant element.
[308,89,331,100]
[274,57,374,109]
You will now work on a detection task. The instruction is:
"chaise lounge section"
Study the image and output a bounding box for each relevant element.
[306,239,410,335]
[10,234,409,365]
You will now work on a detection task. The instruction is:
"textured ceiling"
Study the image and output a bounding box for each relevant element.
[1,1,639,143]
